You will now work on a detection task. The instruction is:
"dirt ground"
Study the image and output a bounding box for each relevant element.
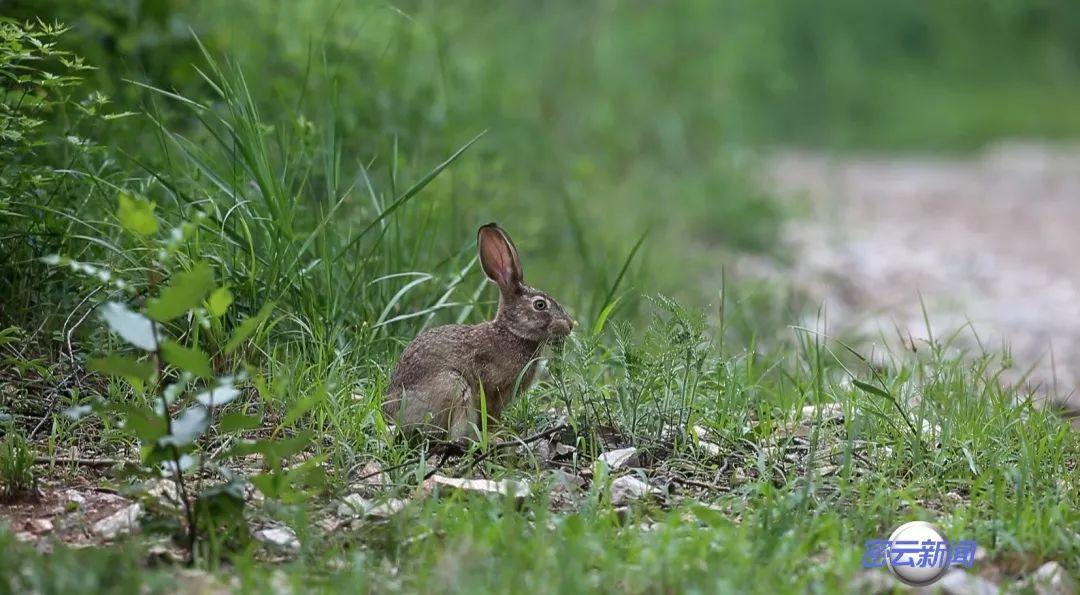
[759,141,1080,415]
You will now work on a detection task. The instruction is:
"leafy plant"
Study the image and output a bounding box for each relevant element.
[0,427,36,501]
[0,19,137,332]
[0,20,87,197]
[47,195,325,559]
[539,294,713,453]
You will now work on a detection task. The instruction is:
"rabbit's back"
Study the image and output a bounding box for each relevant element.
[383,321,543,436]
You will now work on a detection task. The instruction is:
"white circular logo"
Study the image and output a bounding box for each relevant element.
[885,521,951,586]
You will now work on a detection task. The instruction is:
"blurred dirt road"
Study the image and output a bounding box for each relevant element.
[763,141,1080,414]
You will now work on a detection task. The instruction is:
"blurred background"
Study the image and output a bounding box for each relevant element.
[6,0,1080,393]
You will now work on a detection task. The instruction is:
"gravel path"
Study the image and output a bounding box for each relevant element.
[761,141,1080,414]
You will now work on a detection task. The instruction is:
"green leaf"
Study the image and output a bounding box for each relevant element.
[592,295,623,337]
[161,340,212,378]
[689,503,734,529]
[161,454,198,476]
[63,397,107,421]
[226,430,312,463]
[852,379,892,399]
[196,481,247,535]
[249,457,325,503]
[206,287,234,318]
[224,302,275,354]
[247,471,284,500]
[146,263,216,322]
[597,229,647,320]
[99,302,162,351]
[113,404,167,443]
[218,412,262,433]
[143,444,177,467]
[282,389,325,428]
[87,354,155,381]
[117,191,159,237]
[194,380,241,407]
[159,406,209,447]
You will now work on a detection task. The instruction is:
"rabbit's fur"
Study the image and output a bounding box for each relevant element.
[382,223,574,439]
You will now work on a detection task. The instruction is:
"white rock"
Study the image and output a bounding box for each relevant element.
[337,493,371,516]
[173,569,231,595]
[92,503,144,540]
[62,489,87,507]
[316,517,345,533]
[1032,561,1073,595]
[269,569,295,595]
[366,499,407,518]
[352,461,386,486]
[253,526,300,552]
[26,518,53,533]
[800,403,844,423]
[697,440,722,456]
[549,469,586,491]
[145,479,181,503]
[928,569,998,595]
[849,570,897,594]
[554,444,577,457]
[335,493,406,519]
[548,470,585,508]
[598,447,638,470]
[817,464,840,477]
[921,419,942,437]
[692,426,722,455]
[427,475,530,499]
[533,440,552,461]
[610,475,656,506]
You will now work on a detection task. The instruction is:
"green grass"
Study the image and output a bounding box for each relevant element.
[0,428,36,500]
[3,2,1080,593]
[3,321,1079,593]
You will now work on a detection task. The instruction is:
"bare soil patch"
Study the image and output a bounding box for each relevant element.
[758,141,1080,416]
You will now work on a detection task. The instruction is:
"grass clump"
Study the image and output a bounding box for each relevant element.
[0,428,35,501]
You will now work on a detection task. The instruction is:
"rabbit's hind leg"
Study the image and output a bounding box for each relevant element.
[397,370,476,440]
[444,372,478,442]
[389,370,473,437]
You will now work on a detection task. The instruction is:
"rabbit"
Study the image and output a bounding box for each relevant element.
[382,223,574,440]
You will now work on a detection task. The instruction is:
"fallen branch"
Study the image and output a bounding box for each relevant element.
[445,422,569,478]
[33,456,133,468]
[669,475,723,493]
[353,423,571,484]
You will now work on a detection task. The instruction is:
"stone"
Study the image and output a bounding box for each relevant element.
[253,526,300,552]
[92,503,144,540]
[1031,561,1073,595]
[610,475,656,506]
[598,447,638,470]
[426,475,530,500]
[800,403,844,424]
[366,498,407,518]
[337,493,371,516]
[848,570,897,594]
[173,569,231,595]
[926,569,998,595]
[26,518,53,533]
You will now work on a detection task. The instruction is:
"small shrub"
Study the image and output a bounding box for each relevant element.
[46,195,325,560]
[0,428,36,501]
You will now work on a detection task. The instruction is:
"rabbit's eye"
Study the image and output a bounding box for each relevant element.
[532,298,548,311]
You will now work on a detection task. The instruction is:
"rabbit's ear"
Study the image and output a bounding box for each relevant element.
[478,223,523,291]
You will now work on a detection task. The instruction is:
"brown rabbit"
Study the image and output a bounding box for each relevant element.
[382,223,574,440]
